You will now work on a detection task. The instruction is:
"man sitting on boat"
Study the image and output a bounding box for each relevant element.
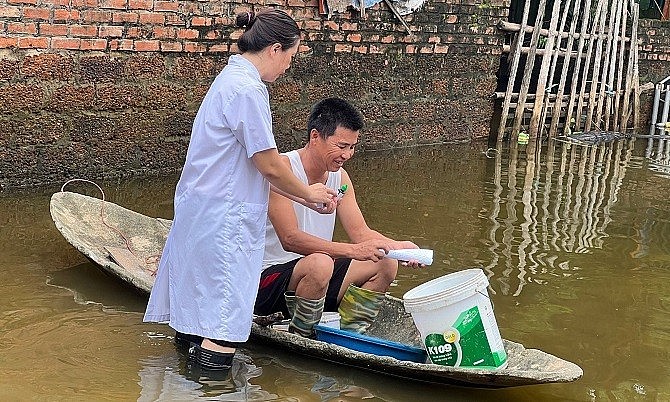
[254,97,423,338]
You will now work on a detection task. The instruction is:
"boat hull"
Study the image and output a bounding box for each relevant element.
[49,190,583,388]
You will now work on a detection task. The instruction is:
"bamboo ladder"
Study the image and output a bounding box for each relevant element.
[495,0,640,142]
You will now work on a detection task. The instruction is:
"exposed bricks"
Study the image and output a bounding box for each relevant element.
[153,26,176,39]
[51,37,81,49]
[183,41,206,53]
[80,38,107,50]
[134,40,159,51]
[39,23,69,36]
[99,25,123,37]
[139,12,165,24]
[154,1,179,12]
[23,6,51,20]
[160,41,182,52]
[69,25,97,37]
[7,22,37,35]
[18,36,48,48]
[53,9,81,21]
[165,14,185,26]
[82,10,112,23]
[128,0,152,10]
[98,0,127,10]
[0,36,18,48]
[109,38,133,50]
[191,16,212,26]
[7,0,38,5]
[113,12,139,23]
[0,6,21,18]
[71,0,96,7]
[177,29,199,40]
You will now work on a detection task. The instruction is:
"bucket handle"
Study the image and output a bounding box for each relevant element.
[476,289,495,311]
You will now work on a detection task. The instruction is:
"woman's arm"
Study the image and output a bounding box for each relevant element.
[252,149,336,205]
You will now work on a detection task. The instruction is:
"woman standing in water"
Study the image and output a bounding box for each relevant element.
[144,9,336,372]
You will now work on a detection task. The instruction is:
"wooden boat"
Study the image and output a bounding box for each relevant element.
[49,190,583,388]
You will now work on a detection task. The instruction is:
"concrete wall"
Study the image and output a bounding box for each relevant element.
[0,0,509,189]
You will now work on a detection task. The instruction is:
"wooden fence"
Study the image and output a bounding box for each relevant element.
[496,0,640,143]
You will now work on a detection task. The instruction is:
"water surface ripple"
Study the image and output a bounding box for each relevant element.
[1,139,669,400]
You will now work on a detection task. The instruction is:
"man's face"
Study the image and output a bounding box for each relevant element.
[320,126,359,172]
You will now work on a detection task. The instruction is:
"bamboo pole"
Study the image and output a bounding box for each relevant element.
[574,0,606,132]
[621,0,639,130]
[493,92,595,100]
[496,20,632,43]
[549,0,583,137]
[593,0,621,131]
[540,0,574,138]
[529,0,563,138]
[508,100,570,109]
[585,2,611,131]
[621,0,636,131]
[603,0,624,131]
[510,0,548,141]
[612,0,629,130]
[632,3,640,128]
[566,0,602,133]
[501,45,587,58]
[496,0,532,142]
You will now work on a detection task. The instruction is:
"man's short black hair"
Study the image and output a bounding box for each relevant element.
[307,98,364,140]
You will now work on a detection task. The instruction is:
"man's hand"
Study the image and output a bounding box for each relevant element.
[389,240,426,269]
[350,239,391,262]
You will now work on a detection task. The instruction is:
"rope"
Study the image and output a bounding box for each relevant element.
[60,179,159,275]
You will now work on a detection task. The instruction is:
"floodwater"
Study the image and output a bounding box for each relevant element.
[1,138,670,401]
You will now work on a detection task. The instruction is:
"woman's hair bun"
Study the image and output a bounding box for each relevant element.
[235,12,256,30]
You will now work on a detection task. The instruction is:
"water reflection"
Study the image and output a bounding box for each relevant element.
[138,351,274,401]
[645,128,670,178]
[5,140,670,400]
[481,139,635,296]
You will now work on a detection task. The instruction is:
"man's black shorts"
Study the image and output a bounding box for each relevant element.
[254,258,351,317]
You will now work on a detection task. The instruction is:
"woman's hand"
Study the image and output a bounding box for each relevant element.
[304,183,337,205]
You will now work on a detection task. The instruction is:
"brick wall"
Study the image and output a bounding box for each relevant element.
[1,0,506,189]
[637,19,670,126]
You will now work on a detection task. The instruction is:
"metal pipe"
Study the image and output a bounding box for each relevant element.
[661,86,670,128]
[650,83,662,135]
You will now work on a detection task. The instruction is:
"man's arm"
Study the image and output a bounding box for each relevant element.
[337,169,421,256]
[336,169,391,243]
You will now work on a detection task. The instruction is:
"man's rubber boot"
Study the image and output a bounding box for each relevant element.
[284,291,296,318]
[288,295,325,338]
[338,284,386,334]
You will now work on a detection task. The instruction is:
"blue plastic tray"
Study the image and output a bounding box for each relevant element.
[314,325,427,363]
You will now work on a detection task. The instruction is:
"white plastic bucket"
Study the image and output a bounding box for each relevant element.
[402,268,507,369]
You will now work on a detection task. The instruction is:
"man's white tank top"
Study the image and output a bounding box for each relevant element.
[262,150,342,270]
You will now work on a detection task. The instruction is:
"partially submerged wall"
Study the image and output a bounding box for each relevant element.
[637,19,670,125]
[0,0,509,189]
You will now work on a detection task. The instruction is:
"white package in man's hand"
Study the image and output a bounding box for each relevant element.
[385,249,433,265]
